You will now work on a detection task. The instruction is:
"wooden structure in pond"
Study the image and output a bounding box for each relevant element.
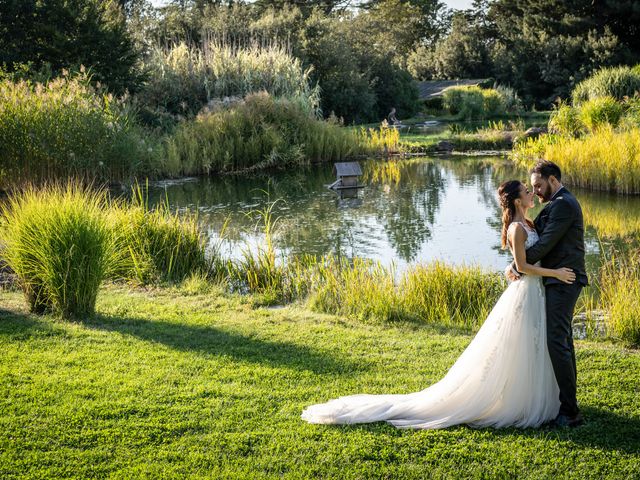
[329,162,364,191]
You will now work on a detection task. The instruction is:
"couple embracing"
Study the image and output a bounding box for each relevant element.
[302,160,587,430]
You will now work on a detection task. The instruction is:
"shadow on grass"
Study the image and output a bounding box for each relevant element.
[84,313,368,375]
[0,308,56,338]
[342,406,640,455]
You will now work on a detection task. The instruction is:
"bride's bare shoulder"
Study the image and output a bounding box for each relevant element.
[507,222,527,245]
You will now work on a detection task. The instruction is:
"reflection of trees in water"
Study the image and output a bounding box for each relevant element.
[368,160,446,262]
[142,156,640,271]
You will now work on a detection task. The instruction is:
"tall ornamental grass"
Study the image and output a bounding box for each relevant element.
[139,41,319,124]
[305,258,505,329]
[107,187,212,285]
[164,93,359,175]
[599,251,640,346]
[399,262,506,330]
[0,74,159,190]
[513,127,640,194]
[0,183,113,318]
[571,65,640,105]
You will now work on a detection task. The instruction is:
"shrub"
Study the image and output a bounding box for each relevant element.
[443,86,508,120]
[482,89,507,117]
[571,65,640,105]
[0,73,159,190]
[0,183,113,318]
[164,92,359,175]
[578,96,624,131]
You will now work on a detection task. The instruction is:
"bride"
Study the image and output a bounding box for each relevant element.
[301,180,576,429]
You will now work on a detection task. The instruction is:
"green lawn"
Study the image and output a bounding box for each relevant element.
[1,285,638,479]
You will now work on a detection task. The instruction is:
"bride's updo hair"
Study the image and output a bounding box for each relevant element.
[498,180,524,249]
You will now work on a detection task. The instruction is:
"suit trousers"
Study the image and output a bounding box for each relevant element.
[545,282,583,417]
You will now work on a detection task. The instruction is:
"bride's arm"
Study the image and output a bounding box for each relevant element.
[508,224,575,283]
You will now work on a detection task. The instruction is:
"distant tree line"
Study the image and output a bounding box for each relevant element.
[2,0,639,120]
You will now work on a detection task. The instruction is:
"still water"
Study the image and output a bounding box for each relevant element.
[148,156,640,275]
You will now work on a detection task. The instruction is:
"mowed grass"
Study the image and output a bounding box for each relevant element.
[1,286,639,479]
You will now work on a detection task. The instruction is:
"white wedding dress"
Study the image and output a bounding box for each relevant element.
[301,223,561,429]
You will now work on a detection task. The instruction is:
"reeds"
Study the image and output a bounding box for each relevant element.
[513,126,640,194]
[358,121,401,155]
[0,183,113,318]
[598,250,640,346]
[0,74,159,190]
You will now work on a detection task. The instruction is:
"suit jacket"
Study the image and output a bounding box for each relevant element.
[524,187,589,286]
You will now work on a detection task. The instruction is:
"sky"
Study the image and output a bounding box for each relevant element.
[150,0,476,10]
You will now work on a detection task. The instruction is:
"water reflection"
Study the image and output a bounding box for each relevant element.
[147,156,640,275]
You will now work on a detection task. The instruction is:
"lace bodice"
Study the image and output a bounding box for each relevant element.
[518,222,539,249]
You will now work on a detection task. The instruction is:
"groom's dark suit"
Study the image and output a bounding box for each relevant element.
[523,186,588,417]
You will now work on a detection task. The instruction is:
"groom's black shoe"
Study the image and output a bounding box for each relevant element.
[551,412,584,428]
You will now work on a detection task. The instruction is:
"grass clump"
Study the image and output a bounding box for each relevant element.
[0,183,112,318]
[358,120,401,155]
[307,257,401,322]
[578,96,624,131]
[107,187,212,285]
[164,92,359,176]
[306,258,504,328]
[0,73,158,190]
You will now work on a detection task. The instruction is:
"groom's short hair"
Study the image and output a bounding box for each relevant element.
[531,160,562,181]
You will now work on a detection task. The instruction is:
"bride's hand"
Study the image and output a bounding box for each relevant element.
[555,267,576,284]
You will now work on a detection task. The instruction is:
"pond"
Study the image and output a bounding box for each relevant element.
[147,155,640,277]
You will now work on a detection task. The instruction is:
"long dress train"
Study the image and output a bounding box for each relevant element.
[301,226,560,429]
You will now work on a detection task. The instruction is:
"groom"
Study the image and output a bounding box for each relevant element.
[507,160,588,428]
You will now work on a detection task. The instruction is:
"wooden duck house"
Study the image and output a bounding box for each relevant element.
[330,162,364,190]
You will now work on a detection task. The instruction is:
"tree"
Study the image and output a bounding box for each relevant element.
[0,0,140,93]
[409,12,490,80]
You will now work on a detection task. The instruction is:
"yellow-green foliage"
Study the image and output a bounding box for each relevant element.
[578,96,624,131]
[399,262,506,329]
[358,121,401,154]
[107,188,211,285]
[0,74,158,190]
[306,258,505,328]
[0,183,113,318]
[549,102,585,137]
[513,127,640,194]
[599,252,640,346]
[164,93,359,175]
